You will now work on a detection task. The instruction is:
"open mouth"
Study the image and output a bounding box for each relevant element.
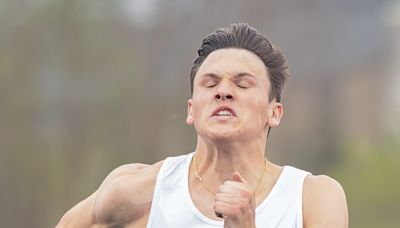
[211,106,237,117]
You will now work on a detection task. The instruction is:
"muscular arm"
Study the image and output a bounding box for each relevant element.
[56,192,98,228]
[56,162,161,227]
[303,175,349,228]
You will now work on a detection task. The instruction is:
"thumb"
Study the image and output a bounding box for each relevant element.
[232,171,248,183]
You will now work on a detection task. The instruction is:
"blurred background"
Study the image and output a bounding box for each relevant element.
[0,0,399,227]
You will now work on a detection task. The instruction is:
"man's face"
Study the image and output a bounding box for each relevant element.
[186,48,282,141]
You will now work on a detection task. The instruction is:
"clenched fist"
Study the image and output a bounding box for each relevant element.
[214,172,257,228]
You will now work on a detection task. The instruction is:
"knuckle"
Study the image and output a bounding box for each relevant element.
[214,201,221,207]
[214,194,222,202]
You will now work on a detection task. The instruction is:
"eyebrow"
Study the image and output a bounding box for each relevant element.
[235,72,256,79]
[201,73,220,79]
[201,72,256,80]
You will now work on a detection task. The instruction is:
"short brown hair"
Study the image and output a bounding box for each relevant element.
[190,23,290,102]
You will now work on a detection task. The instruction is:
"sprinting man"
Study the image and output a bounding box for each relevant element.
[57,23,348,228]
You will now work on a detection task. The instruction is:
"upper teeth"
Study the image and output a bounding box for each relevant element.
[217,110,232,116]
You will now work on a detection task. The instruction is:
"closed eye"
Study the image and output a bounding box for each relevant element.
[204,80,218,88]
[234,73,256,89]
[199,73,220,88]
[236,81,251,89]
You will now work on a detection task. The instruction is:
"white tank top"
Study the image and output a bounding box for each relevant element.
[146,153,310,228]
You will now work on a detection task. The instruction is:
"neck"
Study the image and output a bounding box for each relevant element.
[193,136,268,187]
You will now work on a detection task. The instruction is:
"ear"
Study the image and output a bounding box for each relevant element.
[267,102,283,128]
[186,98,194,125]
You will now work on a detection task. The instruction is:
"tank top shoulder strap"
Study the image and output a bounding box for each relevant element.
[146,153,193,228]
[285,166,311,227]
[255,165,311,228]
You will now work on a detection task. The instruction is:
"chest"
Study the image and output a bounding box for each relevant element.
[190,189,224,221]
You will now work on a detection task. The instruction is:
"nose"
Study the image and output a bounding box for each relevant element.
[214,81,235,101]
[215,93,234,100]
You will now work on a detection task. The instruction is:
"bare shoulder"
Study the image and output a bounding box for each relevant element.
[303,175,349,228]
[98,162,160,187]
[57,161,164,227]
[94,161,164,225]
